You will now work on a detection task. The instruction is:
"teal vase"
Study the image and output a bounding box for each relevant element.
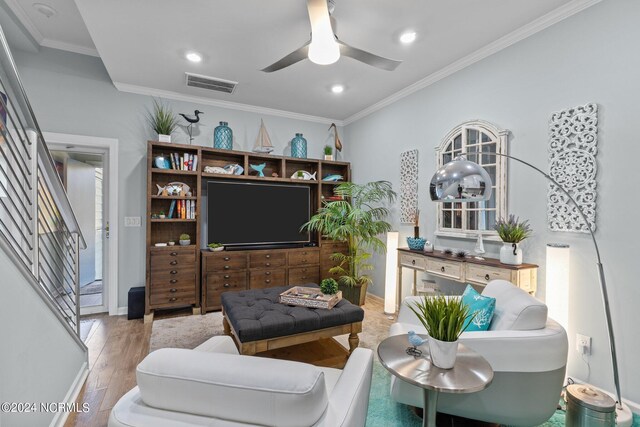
[214,121,233,150]
[291,133,307,159]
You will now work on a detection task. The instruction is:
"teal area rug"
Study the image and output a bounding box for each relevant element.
[367,361,640,427]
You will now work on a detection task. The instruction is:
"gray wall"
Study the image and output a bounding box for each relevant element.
[11,47,341,308]
[0,250,87,427]
[66,158,97,286]
[344,0,639,404]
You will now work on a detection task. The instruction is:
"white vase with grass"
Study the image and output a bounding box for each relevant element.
[407,295,474,369]
[148,99,179,144]
[494,214,532,265]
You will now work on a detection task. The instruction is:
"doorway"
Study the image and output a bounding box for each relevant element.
[45,132,119,316]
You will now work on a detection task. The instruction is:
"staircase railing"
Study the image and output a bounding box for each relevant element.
[0,23,86,346]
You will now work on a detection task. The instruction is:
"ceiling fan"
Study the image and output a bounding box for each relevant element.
[261,0,402,72]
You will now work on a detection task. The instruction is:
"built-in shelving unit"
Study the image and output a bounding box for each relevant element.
[145,141,351,321]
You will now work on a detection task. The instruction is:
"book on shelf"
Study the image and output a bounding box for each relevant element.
[168,200,176,219]
[159,152,199,171]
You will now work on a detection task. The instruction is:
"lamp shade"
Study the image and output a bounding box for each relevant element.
[546,243,570,331]
[384,231,399,314]
[429,156,493,203]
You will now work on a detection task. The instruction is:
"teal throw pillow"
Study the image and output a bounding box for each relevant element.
[461,284,496,332]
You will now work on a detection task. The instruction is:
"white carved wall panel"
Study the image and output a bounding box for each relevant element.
[548,103,598,233]
[400,149,419,224]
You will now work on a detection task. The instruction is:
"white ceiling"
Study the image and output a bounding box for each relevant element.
[5,0,599,123]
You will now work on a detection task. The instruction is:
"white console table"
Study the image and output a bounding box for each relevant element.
[396,248,538,310]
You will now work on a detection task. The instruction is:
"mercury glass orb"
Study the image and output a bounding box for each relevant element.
[429,156,493,202]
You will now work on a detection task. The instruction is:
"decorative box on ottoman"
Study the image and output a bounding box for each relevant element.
[221,284,364,360]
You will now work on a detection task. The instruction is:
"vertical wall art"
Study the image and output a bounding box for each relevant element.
[400,149,419,224]
[548,103,598,233]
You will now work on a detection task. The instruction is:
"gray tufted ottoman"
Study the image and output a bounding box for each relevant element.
[221,285,364,357]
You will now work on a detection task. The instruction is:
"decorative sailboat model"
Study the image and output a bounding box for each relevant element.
[253,119,274,153]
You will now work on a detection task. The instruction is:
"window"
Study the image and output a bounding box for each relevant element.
[435,120,508,239]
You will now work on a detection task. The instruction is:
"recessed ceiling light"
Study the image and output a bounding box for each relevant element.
[32,3,57,18]
[186,52,202,63]
[400,31,417,44]
[331,84,344,94]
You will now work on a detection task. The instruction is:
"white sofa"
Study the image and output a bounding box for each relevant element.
[108,336,373,427]
[390,280,568,427]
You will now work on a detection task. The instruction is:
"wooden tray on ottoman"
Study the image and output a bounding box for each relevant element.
[279,286,342,309]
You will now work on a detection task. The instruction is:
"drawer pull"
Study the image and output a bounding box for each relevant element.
[224,265,230,270]
[169,297,177,302]
[224,274,230,279]
[265,279,271,284]
[224,256,230,261]
[170,270,178,275]
[223,283,230,288]
[170,252,178,256]
[170,279,178,284]
[485,274,491,281]
[412,260,416,265]
[265,271,271,276]
[170,260,178,265]
[440,266,445,272]
[266,262,271,267]
[266,254,271,259]
[170,288,177,293]
[302,259,307,263]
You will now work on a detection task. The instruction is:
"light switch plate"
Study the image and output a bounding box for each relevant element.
[124,217,141,227]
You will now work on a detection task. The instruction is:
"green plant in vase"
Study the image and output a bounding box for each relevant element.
[179,233,191,246]
[323,145,333,160]
[494,214,532,265]
[320,278,339,295]
[147,99,179,143]
[302,181,396,305]
[407,295,475,369]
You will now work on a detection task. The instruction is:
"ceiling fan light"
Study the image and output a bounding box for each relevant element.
[308,39,340,65]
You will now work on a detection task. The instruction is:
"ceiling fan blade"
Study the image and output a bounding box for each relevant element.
[261,43,310,72]
[337,40,402,71]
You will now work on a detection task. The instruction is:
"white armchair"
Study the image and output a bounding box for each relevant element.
[390,280,568,426]
[108,336,373,427]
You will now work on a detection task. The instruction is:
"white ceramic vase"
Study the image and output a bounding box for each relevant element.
[500,242,523,265]
[179,239,190,246]
[429,337,458,369]
[158,134,172,143]
[324,154,334,161]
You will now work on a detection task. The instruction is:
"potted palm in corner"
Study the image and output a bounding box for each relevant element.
[408,296,474,369]
[148,99,179,143]
[303,181,396,306]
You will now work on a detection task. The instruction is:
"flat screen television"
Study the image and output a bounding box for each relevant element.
[207,180,311,247]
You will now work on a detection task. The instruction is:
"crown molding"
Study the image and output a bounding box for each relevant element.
[113,82,344,126]
[40,39,99,57]
[343,0,603,126]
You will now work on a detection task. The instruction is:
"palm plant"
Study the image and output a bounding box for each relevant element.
[303,181,396,294]
[147,99,179,136]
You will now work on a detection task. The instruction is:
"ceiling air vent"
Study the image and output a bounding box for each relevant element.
[185,73,237,94]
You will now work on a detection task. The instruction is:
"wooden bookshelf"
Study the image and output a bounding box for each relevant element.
[145,140,351,321]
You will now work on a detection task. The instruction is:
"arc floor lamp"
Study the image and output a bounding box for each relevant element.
[429,153,630,423]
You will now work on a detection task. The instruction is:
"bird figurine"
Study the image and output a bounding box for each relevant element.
[179,110,204,144]
[329,122,342,152]
[407,330,427,356]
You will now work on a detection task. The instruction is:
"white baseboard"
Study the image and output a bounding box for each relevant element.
[568,376,640,413]
[51,361,89,427]
[116,306,128,315]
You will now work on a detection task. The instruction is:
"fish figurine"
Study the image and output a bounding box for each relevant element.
[204,166,231,175]
[407,330,427,356]
[224,163,244,175]
[250,163,267,177]
[157,182,191,197]
[322,174,343,182]
[291,170,317,181]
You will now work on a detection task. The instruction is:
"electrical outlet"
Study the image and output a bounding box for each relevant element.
[124,217,141,227]
[576,334,591,355]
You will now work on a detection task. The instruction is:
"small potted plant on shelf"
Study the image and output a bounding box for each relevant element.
[207,242,224,252]
[494,214,532,265]
[323,145,334,161]
[407,295,474,369]
[158,210,166,219]
[179,233,191,246]
[302,181,396,306]
[147,99,179,143]
[320,278,339,295]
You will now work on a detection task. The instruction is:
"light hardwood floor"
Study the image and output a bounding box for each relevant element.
[64,296,391,427]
